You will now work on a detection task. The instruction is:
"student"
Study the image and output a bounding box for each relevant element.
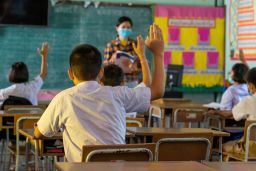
[220,63,249,110]
[102,35,151,117]
[220,68,256,157]
[34,24,165,162]
[0,42,48,106]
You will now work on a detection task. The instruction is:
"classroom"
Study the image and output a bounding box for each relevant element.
[0,0,256,170]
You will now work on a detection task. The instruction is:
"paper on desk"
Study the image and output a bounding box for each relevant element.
[203,102,221,109]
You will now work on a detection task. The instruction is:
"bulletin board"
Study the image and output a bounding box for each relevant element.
[230,0,256,60]
[154,5,225,89]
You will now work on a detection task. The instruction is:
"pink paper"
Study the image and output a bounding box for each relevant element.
[169,28,180,44]
[164,51,171,65]
[207,52,219,68]
[155,5,225,19]
[182,52,195,68]
[198,28,210,44]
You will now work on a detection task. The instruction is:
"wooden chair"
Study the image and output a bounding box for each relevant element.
[81,143,156,162]
[155,137,211,161]
[223,120,256,162]
[147,106,163,127]
[4,105,47,114]
[173,108,206,128]
[126,117,145,127]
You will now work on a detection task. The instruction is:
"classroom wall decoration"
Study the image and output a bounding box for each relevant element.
[230,0,256,60]
[155,5,225,88]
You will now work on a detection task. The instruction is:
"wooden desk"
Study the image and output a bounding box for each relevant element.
[151,99,206,127]
[18,129,63,171]
[55,161,217,171]
[203,162,256,171]
[126,127,229,161]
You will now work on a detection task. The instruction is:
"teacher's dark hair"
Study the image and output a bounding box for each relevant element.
[116,16,133,27]
[69,44,102,81]
[9,62,29,83]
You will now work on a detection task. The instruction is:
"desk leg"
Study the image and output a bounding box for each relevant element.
[219,137,223,162]
[34,140,39,171]
[160,108,165,128]
[25,137,30,171]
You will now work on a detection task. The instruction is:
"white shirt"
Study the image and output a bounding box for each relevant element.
[0,76,43,105]
[220,84,249,110]
[232,95,256,121]
[37,81,151,162]
[126,82,146,118]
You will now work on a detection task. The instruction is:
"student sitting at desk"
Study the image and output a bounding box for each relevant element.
[0,42,49,106]
[210,68,256,157]
[101,35,151,118]
[34,24,165,162]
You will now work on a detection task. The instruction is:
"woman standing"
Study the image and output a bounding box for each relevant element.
[104,16,140,88]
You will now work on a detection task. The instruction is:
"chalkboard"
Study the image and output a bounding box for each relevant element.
[0,2,152,89]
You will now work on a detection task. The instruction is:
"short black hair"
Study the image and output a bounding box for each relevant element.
[69,44,102,81]
[116,16,133,27]
[102,64,124,86]
[246,67,256,87]
[9,62,29,83]
[232,63,249,84]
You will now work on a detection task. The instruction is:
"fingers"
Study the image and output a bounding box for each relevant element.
[150,25,154,40]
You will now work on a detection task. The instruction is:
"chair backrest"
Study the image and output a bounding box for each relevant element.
[148,106,162,127]
[126,117,145,127]
[1,96,32,110]
[81,143,156,162]
[243,120,256,161]
[155,137,211,161]
[205,115,223,131]
[173,108,206,128]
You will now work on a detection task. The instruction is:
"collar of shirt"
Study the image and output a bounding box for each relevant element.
[76,81,100,90]
[114,37,133,46]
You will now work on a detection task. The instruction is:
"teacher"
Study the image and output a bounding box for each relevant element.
[104,16,140,88]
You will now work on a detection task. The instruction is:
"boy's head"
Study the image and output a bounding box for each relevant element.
[246,67,256,94]
[231,63,249,84]
[69,44,102,83]
[102,64,124,86]
[9,62,29,83]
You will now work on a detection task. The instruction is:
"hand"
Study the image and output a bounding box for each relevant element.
[132,35,145,60]
[145,24,164,56]
[239,49,245,62]
[38,42,49,60]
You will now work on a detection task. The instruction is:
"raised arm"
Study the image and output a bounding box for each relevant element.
[132,35,152,86]
[239,49,249,68]
[38,42,49,80]
[145,24,165,100]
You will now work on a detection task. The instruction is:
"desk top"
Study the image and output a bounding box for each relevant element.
[19,129,62,140]
[203,162,256,171]
[126,127,230,137]
[151,99,205,110]
[55,161,217,171]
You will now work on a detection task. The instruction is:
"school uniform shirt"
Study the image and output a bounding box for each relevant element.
[232,95,256,121]
[37,81,151,162]
[220,84,249,110]
[0,76,43,105]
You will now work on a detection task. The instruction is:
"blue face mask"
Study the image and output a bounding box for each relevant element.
[118,29,132,38]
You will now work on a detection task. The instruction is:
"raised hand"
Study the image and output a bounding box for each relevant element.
[38,42,49,59]
[132,35,145,59]
[145,24,164,57]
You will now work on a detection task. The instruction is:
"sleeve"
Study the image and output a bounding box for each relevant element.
[134,82,146,89]
[37,95,63,137]
[115,86,151,113]
[29,76,43,93]
[0,86,15,102]
[232,98,249,121]
[104,43,113,61]
[220,88,233,110]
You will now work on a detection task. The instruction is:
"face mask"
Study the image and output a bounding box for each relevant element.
[227,72,234,84]
[118,28,132,38]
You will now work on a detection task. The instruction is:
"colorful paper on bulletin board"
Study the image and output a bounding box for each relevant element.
[154,5,225,87]
[230,0,256,60]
